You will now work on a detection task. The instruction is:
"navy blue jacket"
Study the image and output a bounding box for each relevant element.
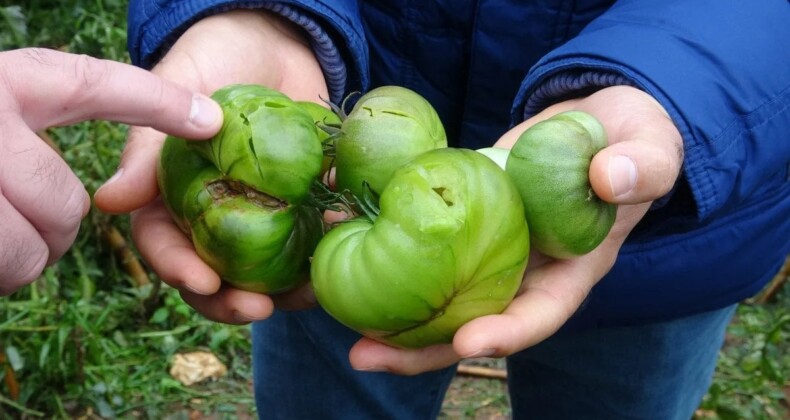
[128,0,790,330]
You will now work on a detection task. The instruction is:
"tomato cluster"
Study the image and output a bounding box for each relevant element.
[157,84,614,348]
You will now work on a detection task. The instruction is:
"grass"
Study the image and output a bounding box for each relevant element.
[0,1,788,418]
[696,283,790,420]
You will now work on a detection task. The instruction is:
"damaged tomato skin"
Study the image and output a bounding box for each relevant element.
[333,86,448,199]
[157,84,324,293]
[189,85,324,204]
[311,148,529,348]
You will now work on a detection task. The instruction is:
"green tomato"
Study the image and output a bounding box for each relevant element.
[505,111,616,258]
[157,84,325,293]
[312,148,530,348]
[296,101,342,176]
[189,85,324,204]
[334,86,447,199]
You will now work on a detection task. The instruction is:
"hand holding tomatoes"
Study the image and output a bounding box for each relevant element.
[312,148,529,348]
[346,86,684,375]
[94,10,330,324]
[157,85,325,293]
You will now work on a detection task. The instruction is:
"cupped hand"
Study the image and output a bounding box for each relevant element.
[94,10,330,323]
[0,48,222,295]
[347,86,684,375]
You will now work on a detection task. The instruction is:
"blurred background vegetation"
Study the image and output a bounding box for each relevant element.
[0,1,788,418]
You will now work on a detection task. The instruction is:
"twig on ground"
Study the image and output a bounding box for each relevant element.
[751,255,790,304]
[456,365,508,380]
[100,221,150,287]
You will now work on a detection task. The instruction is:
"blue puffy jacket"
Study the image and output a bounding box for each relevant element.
[128,0,790,330]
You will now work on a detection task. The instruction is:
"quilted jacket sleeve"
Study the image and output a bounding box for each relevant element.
[512,0,790,221]
[127,0,369,102]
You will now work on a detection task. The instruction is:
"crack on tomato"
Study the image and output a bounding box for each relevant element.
[380,290,457,340]
[247,136,268,186]
[381,109,410,118]
[264,101,286,109]
[432,187,454,206]
[206,179,286,209]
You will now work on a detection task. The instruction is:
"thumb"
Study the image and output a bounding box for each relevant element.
[93,126,168,213]
[589,117,683,205]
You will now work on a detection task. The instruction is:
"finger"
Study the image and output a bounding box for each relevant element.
[180,285,275,324]
[493,100,581,149]
[589,128,683,204]
[0,195,48,295]
[0,118,89,263]
[452,257,598,359]
[451,203,647,358]
[130,198,221,294]
[271,281,319,311]
[575,87,682,205]
[348,338,459,375]
[324,209,351,224]
[93,126,165,213]
[3,48,222,138]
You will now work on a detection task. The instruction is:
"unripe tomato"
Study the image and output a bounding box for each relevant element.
[312,148,529,348]
[333,86,447,200]
[157,84,324,293]
[506,111,616,258]
[296,101,342,176]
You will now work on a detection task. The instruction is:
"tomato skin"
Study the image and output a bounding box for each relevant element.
[333,86,447,200]
[506,111,616,258]
[296,101,342,176]
[189,85,324,204]
[311,148,529,348]
[157,84,324,293]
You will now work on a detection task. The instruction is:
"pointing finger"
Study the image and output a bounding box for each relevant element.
[3,48,222,138]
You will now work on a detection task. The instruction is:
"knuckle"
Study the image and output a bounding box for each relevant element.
[147,78,171,120]
[0,239,47,295]
[1,48,56,97]
[66,54,109,108]
[59,183,90,230]
[38,175,89,234]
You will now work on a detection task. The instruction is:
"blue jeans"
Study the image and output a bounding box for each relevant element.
[251,304,736,420]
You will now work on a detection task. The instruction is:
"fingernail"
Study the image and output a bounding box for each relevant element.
[608,155,637,198]
[463,348,496,359]
[99,167,124,190]
[233,311,263,323]
[355,366,389,373]
[183,282,215,296]
[189,94,221,128]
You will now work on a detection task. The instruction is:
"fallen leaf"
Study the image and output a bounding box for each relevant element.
[169,352,227,386]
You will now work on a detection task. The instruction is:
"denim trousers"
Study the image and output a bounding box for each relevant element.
[251,304,736,420]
